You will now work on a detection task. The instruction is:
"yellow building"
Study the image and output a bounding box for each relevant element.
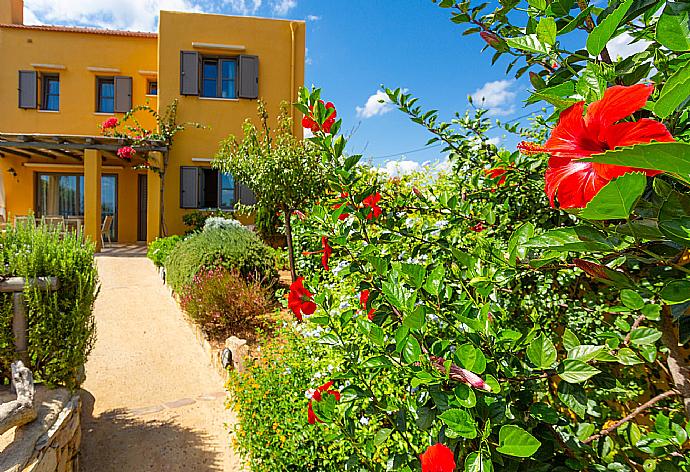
[0,0,305,249]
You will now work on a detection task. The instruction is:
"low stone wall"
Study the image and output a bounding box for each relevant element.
[0,387,81,472]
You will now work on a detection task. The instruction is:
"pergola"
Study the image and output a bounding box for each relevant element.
[0,133,168,251]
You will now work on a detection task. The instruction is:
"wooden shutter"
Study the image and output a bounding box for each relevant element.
[238,55,259,99]
[18,70,37,109]
[180,51,200,96]
[180,166,200,209]
[114,76,133,113]
[236,182,257,205]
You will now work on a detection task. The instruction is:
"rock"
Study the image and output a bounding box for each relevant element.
[224,336,248,373]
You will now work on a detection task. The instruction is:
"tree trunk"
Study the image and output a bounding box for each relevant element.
[0,361,36,435]
[284,209,297,283]
[661,306,690,420]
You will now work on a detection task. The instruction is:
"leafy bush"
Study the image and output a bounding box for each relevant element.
[165,226,277,294]
[179,267,273,339]
[182,209,235,233]
[203,216,244,232]
[226,324,354,471]
[147,235,182,267]
[0,220,98,389]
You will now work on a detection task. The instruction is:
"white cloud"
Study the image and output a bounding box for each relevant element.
[356,90,394,119]
[272,0,296,15]
[470,79,517,117]
[306,14,320,21]
[487,136,502,147]
[381,159,421,176]
[224,0,262,15]
[606,33,650,60]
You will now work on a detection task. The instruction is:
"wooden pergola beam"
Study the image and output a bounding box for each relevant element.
[0,147,33,159]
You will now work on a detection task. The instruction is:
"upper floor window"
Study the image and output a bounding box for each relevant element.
[147,79,158,96]
[41,74,60,111]
[97,77,115,113]
[201,58,237,99]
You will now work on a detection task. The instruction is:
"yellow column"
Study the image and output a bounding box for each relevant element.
[84,149,102,252]
[146,151,162,244]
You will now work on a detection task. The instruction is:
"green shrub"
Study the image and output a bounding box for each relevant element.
[165,226,277,294]
[179,267,273,339]
[0,220,98,389]
[226,325,353,471]
[182,209,235,233]
[147,235,182,267]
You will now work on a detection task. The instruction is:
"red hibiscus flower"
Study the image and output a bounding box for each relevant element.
[360,289,375,321]
[101,117,118,130]
[288,277,316,321]
[333,192,350,220]
[522,84,674,209]
[307,381,341,424]
[420,443,456,472]
[117,146,136,160]
[302,100,337,134]
[363,193,382,220]
[470,222,485,232]
[321,237,332,271]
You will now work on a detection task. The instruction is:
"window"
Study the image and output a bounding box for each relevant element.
[147,79,158,96]
[36,173,118,240]
[97,77,115,113]
[41,74,60,111]
[180,166,236,209]
[201,58,237,99]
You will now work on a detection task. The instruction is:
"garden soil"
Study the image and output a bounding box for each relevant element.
[79,245,245,471]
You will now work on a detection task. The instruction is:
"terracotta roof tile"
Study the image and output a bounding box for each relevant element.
[0,23,157,38]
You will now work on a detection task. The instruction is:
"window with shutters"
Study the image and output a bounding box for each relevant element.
[96,77,115,113]
[180,166,238,209]
[147,79,158,96]
[40,74,60,111]
[201,57,237,99]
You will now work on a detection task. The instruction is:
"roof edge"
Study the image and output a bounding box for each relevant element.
[0,23,158,38]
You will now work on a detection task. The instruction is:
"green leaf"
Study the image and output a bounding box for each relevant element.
[454,384,477,408]
[655,60,690,118]
[586,0,634,56]
[621,289,645,310]
[425,265,445,296]
[558,359,601,383]
[373,428,392,446]
[656,1,690,51]
[558,381,587,418]
[508,222,535,265]
[660,280,690,304]
[528,0,547,11]
[439,408,478,439]
[617,347,643,365]
[584,142,690,178]
[402,336,422,363]
[361,355,393,369]
[506,34,550,54]
[577,63,607,102]
[658,189,690,246]
[526,333,557,369]
[629,328,663,346]
[527,82,575,105]
[525,226,614,252]
[530,403,560,424]
[536,17,557,46]
[559,5,593,35]
[401,263,426,289]
[497,425,541,457]
[563,328,581,351]
[580,172,647,220]
[568,345,606,362]
[464,452,493,472]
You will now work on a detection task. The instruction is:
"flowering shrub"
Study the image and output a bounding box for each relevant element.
[202,216,244,232]
[146,235,183,268]
[181,209,235,233]
[179,267,273,338]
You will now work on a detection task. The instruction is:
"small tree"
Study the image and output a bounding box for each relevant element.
[214,100,326,281]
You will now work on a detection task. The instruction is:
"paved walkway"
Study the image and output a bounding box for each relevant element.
[80,245,243,471]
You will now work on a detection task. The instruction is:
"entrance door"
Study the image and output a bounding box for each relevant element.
[137,174,147,242]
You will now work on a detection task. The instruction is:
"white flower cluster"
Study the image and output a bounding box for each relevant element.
[203,217,244,232]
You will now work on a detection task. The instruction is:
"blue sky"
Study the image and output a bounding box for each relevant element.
[23,0,645,172]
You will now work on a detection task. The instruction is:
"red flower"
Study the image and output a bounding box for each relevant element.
[533,84,674,209]
[288,277,316,321]
[360,289,375,321]
[363,193,382,220]
[101,117,118,130]
[321,237,332,271]
[470,222,484,232]
[117,146,136,160]
[420,443,456,472]
[484,167,507,186]
[293,210,306,221]
[302,100,337,134]
[307,381,341,424]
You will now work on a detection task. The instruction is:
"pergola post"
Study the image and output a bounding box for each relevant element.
[84,149,102,252]
[146,151,162,243]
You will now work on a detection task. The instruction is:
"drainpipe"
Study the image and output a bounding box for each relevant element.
[289,21,296,135]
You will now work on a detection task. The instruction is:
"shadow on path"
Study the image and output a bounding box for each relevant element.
[79,390,224,472]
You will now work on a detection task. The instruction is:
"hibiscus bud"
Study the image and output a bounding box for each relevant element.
[480,31,501,48]
[413,187,423,198]
[458,367,491,392]
[529,71,547,90]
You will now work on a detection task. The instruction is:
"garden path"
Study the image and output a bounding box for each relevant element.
[79,245,244,472]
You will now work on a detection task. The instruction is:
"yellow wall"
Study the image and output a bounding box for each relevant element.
[157,11,305,236]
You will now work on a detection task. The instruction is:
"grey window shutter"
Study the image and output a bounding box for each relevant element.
[238,55,259,99]
[180,51,200,96]
[114,76,133,113]
[180,166,200,209]
[18,70,37,109]
[236,182,257,206]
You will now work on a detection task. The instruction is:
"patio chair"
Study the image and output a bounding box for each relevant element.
[65,216,83,234]
[100,215,113,248]
[13,215,32,227]
[43,216,65,229]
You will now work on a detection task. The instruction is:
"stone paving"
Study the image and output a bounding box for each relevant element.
[79,245,244,472]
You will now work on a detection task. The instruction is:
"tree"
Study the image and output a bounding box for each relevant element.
[214,100,327,281]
